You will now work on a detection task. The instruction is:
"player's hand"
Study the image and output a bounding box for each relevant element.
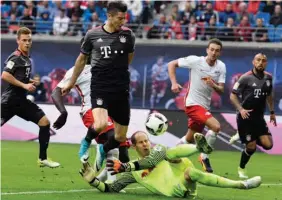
[79,162,96,183]
[171,83,182,93]
[24,83,36,92]
[61,83,74,96]
[30,79,39,85]
[53,111,68,130]
[239,108,253,119]
[106,159,130,175]
[270,114,277,126]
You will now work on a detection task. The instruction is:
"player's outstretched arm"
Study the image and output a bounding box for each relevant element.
[80,162,136,193]
[168,60,182,93]
[51,87,68,129]
[2,71,35,92]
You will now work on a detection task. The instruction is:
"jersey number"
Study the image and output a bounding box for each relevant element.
[25,68,31,78]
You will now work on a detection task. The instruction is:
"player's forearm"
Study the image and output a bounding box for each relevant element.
[1,71,25,89]
[51,87,67,114]
[168,62,178,84]
[230,93,243,111]
[70,54,87,85]
[266,94,274,112]
[212,84,224,94]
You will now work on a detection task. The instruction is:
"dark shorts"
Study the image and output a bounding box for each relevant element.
[1,99,45,126]
[91,92,130,126]
[237,115,271,144]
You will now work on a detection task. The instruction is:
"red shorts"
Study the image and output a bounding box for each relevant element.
[185,105,212,133]
[152,80,167,91]
[82,109,114,134]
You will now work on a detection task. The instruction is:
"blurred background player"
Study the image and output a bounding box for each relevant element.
[27,74,47,102]
[150,56,169,108]
[80,131,261,198]
[129,65,140,102]
[230,53,276,179]
[167,39,226,173]
[61,1,135,171]
[1,27,59,168]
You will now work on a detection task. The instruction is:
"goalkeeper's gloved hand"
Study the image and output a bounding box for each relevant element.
[79,162,96,183]
[106,159,132,175]
[53,111,68,130]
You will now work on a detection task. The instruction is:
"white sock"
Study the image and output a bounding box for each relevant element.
[106,148,119,182]
[201,130,217,159]
[97,168,107,182]
[179,136,189,145]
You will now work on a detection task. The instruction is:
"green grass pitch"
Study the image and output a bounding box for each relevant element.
[1,141,282,200]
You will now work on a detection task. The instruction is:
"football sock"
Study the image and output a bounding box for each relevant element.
[39,125,50,160]
[189,168,243,188]
[166,144,198,160]
[106,149,118,181]
[85,128,99,143]
[119,146,130,162]
[103,134,120,153]
[240,149,255,169]
[201,130,217,159]
[97,168,107,182]
[179,136,189,144]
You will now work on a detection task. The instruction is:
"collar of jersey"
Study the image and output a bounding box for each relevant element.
[102,24,120,35]
[251,69,264,80]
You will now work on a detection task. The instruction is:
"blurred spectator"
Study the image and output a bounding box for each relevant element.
[236,2,253,23]
[270,5,282,27]
[125,0,143,23]
[253,18,268,42]
[68,14,82,36]
[187,15,199,40]
[27,74,47,102]
[150,56,168,108]
[67,1,83,18]
[37,0,53,18]
[237,16,252,42]
[204,16,218,40]
[147,14,169,39]
[36,11,53,35]
[141,0,153,24]
[24,0,37,18]
[53,8,70,36]
[1,14,9,34]
[218,17,237,41]
[88,12,102,30]
[180,2,195,25]
[51,0,66,17]
[248,1,261,15]
[214,0,229,12]
[129,65,140,102]
[8,13,20,34]
[170,4,181,21]
[262,0,276,15]
[219,3,236,23]
[9,1,23,17]
[83,0,96,21]
[20,8,36,34]
[167,15,183,40]
[198,2,218,23]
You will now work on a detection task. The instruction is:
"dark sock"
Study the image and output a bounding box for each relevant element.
[85,128,99,143]
[239,149,255,169]
[39,124,50,160]
[103,134,120,153]
[119,146,129,162]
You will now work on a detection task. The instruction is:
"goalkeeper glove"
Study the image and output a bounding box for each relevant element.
[106,159,133,175]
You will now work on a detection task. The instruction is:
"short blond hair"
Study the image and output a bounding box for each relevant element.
[17,27,31,39]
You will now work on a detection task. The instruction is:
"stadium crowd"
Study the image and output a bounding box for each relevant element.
[1,0,282,42]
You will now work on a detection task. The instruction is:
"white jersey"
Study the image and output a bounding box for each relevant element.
[178,56,226,110]
[129,68,140,82]
[152,63,169,81]
[57,65,91,115]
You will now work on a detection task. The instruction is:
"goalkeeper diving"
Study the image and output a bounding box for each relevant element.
[80,131,261,198]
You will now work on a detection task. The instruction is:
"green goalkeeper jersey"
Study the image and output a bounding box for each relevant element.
[107,145,197,198]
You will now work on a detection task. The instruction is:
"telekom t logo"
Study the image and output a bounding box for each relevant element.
[100,46,111,58]
[254,89,261,98]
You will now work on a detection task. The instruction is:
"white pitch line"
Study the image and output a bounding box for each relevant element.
[2,184,282,196]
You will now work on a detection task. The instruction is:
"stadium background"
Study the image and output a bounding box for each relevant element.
[1,1,282,199]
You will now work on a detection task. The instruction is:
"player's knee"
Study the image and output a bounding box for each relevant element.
[211,124,221,133]
[115,134,127,142]
[262,143,273,150]
[93,121,107,133]
[38,116,50,126]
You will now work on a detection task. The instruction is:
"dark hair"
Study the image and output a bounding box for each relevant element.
[107,1,127,14]
[131,131,148,145]
[208,38,223,50]
[80,37,91,65]
[17,27,31,39]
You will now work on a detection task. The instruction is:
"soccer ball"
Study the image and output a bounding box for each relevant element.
[145,112,168,136]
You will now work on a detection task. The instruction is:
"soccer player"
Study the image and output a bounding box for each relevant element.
[61,1,135,171]
[1,27,60,168]
[79,131,261,198]
[167,38,226,173]
[230,53,276,179]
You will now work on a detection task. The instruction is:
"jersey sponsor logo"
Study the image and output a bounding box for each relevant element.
[96,98,103,106]
[100,46,111,58]
[6,61,15,69]
[254,89,261,98]
[233,82,240,90]
[119,36,126,43]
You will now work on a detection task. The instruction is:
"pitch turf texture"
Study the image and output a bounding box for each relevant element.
[1,141,282,200]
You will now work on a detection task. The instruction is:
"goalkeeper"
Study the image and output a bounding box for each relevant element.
[80,131,261,198]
